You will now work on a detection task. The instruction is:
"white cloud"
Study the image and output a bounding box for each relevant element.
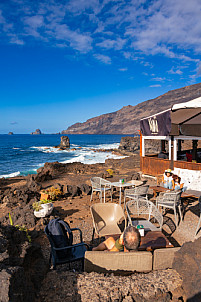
[168,67,183,75]
[118,68,128,72]
[0,0,201,70]
[93,54,111,64]
[150,84,162,87]
[96,38,126,50]
[151,77,165,82]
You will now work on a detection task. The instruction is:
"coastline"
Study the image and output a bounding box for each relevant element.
[0,134,130,178]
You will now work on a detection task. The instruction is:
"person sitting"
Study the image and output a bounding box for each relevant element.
[158,150,168,159]
[162,169,173,189]
[172,175,184,191]
[92,226,140,252]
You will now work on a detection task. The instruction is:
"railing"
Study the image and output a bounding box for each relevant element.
[141,156,201,176]
[140,156,170,176]
[174,160,201,170]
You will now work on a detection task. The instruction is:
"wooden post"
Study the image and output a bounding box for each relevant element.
[192,140,198,161]
[178,140,181,152]
[138,130,142,157]
[170,136,174,170]
[161,140,166,152]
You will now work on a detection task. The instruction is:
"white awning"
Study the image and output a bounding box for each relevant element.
[172,96,201,111]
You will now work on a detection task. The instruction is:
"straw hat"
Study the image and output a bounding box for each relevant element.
[165,169,172,174]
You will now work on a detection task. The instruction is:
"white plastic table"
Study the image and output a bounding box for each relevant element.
[108,180,143,205]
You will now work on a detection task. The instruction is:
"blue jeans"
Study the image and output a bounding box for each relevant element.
[164,182,172,189]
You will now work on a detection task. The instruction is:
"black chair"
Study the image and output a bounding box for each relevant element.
[45,219,89,269]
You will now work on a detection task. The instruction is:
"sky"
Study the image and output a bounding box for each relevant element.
[0,0,201,134]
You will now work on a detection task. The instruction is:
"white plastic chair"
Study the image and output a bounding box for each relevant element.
[90,177,112,203]
[124,185,149,209]
[156,191,182,226]
[126,198,163,231]
[195,196,201,237]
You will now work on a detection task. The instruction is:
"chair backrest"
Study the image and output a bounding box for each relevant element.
[199,196,201,213]
[91,177,102,189]
[134,185,149,195]
[126,198,163,229]
[45,218,73,259]
[162,191,181,203]
[90,203,126,235]
[91,177,111,189]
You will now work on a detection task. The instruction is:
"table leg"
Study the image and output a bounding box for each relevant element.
[119,187,122,205]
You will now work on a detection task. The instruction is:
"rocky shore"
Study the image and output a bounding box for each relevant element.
[0,138,201,301]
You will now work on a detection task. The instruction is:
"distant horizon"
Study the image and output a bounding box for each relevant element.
[1,0,201,134]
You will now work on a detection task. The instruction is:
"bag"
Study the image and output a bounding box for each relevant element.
[47,218,73,259]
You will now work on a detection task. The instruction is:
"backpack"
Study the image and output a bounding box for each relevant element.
[47,218,73,259]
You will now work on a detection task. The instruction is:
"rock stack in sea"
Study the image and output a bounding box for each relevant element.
[58,136,70,150]
[31,129,42,135]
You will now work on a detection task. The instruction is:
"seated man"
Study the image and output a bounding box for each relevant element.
[92,226,140,252]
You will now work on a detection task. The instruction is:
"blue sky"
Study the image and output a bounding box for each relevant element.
[0,0,201,134]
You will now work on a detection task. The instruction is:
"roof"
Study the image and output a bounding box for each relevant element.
[140,96,201,137]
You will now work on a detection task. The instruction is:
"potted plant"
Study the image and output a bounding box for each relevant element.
[33,199,54,218]
[40,186,62,201]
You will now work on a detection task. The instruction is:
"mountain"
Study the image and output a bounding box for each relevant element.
[62,83,201,134]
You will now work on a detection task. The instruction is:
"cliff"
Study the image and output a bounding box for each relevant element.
[62,82,201,134]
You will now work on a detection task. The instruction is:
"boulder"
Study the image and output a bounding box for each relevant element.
[31,129,42,135]
[119,136,140,154]
[172,237,201,300]
[58,136,70,149]
[34,170,53,182]
[66,185,82,197]
[79,184,92,195]
[26,175,42,191]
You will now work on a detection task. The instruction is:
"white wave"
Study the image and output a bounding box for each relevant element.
[12,147,20,150]
[92,143,120,150]
[0,171,20,178]
[30,146,71,154]
[61,149,125,165]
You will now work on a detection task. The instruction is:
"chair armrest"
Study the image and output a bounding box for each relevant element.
[71,227,83,242]
[53,242,89,251]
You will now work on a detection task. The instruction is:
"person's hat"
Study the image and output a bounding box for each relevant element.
[165,169,172,174]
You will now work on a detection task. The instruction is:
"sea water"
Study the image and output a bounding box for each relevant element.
[0,134,132,178]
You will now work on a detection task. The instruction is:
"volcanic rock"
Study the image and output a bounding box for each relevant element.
[78,184,92,195]
[58,136,70,149]
[172,237,201,300]
[34,170,53,182]
[31,129,42,135]
[119,136,140,154]
[0,224,48,302]
[26,175,42,191]
[36,161,98,178]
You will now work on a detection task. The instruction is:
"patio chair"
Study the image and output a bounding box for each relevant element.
[45,218,89,269]
[156,191,182,226]
[195,196,201,237]
[90,177,112,203]
[124,185,149,209]
[90,203,126,242]
[126,198,163,231]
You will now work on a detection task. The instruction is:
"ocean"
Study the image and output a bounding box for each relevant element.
[0,134,132,178]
